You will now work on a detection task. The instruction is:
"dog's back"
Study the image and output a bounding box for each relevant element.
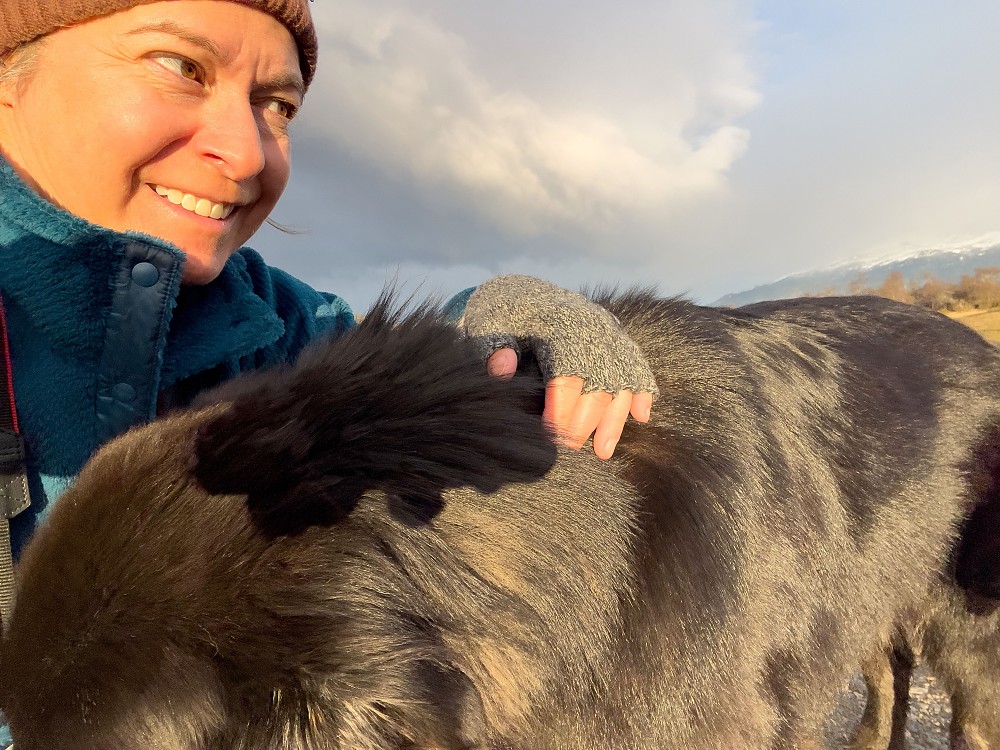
[3,293,1000,750]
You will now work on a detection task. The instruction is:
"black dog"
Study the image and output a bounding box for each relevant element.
[2,292,1000,750]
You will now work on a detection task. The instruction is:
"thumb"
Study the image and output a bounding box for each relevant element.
[487,348,518,380]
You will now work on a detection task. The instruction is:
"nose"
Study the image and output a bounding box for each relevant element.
[197,94,267,181]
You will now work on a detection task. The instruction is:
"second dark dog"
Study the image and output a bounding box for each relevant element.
[846,404,1000,750]
[2,292,1000,749]
[850,589,1000,750]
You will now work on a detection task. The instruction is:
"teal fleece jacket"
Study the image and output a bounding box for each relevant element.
[0,157,355,561]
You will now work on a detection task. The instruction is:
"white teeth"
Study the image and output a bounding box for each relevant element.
[152,184,234,221]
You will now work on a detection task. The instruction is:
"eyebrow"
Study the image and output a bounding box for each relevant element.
[258,72,306,101]
[124,21,306,100]
[126,21,224,58]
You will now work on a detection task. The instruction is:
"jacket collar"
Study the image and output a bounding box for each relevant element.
[0,158,285,384]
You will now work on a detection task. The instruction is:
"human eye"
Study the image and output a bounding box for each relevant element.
[264,98,298,121]
[151,54,204,84]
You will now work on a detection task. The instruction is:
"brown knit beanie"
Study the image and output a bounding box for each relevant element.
[0,0,318,88]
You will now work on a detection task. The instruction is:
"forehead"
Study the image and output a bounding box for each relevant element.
[54,0,302,86]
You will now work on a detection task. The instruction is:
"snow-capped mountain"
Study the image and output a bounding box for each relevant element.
[714,234,1000,307]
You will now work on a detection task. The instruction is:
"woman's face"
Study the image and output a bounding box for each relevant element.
[0,0,304,284]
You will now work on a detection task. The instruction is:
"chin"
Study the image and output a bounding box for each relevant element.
[181,268,224,285]
[180,253,233,285]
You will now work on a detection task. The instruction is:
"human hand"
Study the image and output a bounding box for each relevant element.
[468,275,658,459]
[487,349,653,459]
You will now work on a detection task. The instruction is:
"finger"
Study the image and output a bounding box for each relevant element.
[593,390,634,459]
[629,391,654,423]
[543,376,585,442]
[486,348,518,380]
[563,390,614,450]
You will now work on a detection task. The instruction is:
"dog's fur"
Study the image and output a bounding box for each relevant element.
[850,585,1000,749]
[2,292,1000,750]
[848,416,1000,750]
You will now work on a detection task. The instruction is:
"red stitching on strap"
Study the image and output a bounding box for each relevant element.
[0,298,19,434]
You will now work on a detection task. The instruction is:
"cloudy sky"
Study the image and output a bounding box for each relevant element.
[252,1,1000,312]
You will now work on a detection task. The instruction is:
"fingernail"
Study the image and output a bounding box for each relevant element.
[601,439,616,457]
[487,359,506,376]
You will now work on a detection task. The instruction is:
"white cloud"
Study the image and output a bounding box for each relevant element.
[251,2,1000,314]
[303,1,760,239]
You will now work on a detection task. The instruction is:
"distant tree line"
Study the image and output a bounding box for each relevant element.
[806,268,1000,311]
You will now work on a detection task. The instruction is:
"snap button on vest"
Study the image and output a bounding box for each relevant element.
[131,262,160,288]
[111,383,137,403]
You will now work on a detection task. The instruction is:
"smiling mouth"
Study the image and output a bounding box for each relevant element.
[153,184,235,220]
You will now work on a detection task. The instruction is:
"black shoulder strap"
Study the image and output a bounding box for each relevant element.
[0,297,30,629]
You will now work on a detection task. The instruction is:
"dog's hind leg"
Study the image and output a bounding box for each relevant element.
[919,588,1000,750]
[947,668,1000,750]
[949,692,991,750]
[885,635,917,750]
[849,646,895,750]
[849,631,915,750]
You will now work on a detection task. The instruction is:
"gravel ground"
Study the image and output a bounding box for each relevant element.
[824,664,951,749]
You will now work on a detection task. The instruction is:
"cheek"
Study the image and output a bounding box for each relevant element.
[13,93,178,224]
[32,83,194,193]
[41,72,162,148]
[227,140,290,248]
[247,138,291,225]
[262,137,292,202]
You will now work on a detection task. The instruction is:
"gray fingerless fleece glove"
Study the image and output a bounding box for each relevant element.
[460,275,658,397]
